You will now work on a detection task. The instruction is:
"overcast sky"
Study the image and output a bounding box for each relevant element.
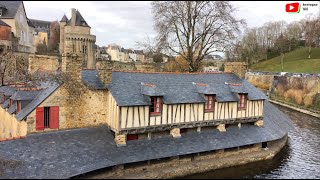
[24,1,320,49]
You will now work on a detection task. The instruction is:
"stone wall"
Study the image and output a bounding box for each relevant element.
[96,61,113,84]
[80,135,288,179]
[28,54,60,74]
[0,40,12,51]
[246,73,320,112]
[2,52,29,84]
[245,74,274,90]
[271,76,320,111]
[64,26,90,34]
[26,85,108,133]
[135,62,164,72]
[224,62,247,79]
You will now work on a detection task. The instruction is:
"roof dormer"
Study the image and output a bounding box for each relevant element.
[0,4,7,17]
[140,82,165,97]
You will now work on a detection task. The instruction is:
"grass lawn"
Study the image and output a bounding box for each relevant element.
[251,48,320,73]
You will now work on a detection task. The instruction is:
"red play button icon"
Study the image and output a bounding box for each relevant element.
[286,2,300,13]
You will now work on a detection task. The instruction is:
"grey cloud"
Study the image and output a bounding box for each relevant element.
[24,1,317,49]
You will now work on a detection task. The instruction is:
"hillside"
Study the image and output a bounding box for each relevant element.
[251,48,320,74]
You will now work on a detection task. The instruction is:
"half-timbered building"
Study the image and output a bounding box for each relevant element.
[107,71,267,145]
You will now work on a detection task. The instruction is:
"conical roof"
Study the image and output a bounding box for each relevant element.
[60,14,68,22]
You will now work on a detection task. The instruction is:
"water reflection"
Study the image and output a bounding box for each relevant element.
[184,104,320,179]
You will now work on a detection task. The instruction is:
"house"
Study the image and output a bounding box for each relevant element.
[100,46,111,60]
[107,44,121,61]
[203,66,219,72]
[128,48,136,61]
[107,45,143,63]
[0,53,109,140]
[59,8,96,69]
[135,50,145,62]
[29,19,51,48]
[0,1,35,53]
[120,48,130,62]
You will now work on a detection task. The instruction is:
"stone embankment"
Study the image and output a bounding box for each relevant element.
[82,135,288,179]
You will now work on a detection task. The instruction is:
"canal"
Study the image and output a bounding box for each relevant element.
[184,104,320,179]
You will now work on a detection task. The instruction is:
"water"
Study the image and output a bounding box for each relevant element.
[184,104,320,179]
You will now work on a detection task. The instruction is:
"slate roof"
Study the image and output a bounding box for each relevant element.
[0,19,10,27]
[141,82,165,96]
[0,101,293,179]
[193,83,218,95]
[0,86,17,96]
[15,82,61,121]
[1,99,9,108]
[26,18,35,28]
[60,15,68,22]
[0,1,22,19]
[135,50,144,55]
[7,102,16,114]
[108,72,267,106]
[228,84,248,94]
[215,93,238,102]
[29,19,50,32]
[10,90,41,101]
[67,10,90,28]
[81,70,106,90]
[0,4,8,10]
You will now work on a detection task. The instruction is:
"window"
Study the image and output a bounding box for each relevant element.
[36,106,59,130]
[44,107,50,128]
[150,96,162,115]
[0,9,2,16]
[17,101,21,113]
[25,32,28,42]
[238,94,247,110]
[204,95,214,112]
[21,31,24,42]
[262,142,268,148]
[82,45,87,54]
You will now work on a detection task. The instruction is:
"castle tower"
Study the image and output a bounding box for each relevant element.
[59,8,96,69]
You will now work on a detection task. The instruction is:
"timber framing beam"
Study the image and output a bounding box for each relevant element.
[119,116,263,135]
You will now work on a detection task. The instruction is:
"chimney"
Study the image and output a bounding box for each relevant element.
[62,53,84,82]
[71,8,77,26]
[96,61,113,85]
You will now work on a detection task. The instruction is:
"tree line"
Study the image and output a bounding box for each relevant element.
[225,13,320,65]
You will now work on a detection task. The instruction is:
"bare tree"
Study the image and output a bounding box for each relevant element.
[151,1,245,72]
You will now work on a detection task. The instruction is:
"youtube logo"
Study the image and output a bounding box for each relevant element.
[286,2,300,13]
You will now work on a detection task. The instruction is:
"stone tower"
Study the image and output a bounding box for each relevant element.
[59,14,68,54]
[59,8,96,69]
